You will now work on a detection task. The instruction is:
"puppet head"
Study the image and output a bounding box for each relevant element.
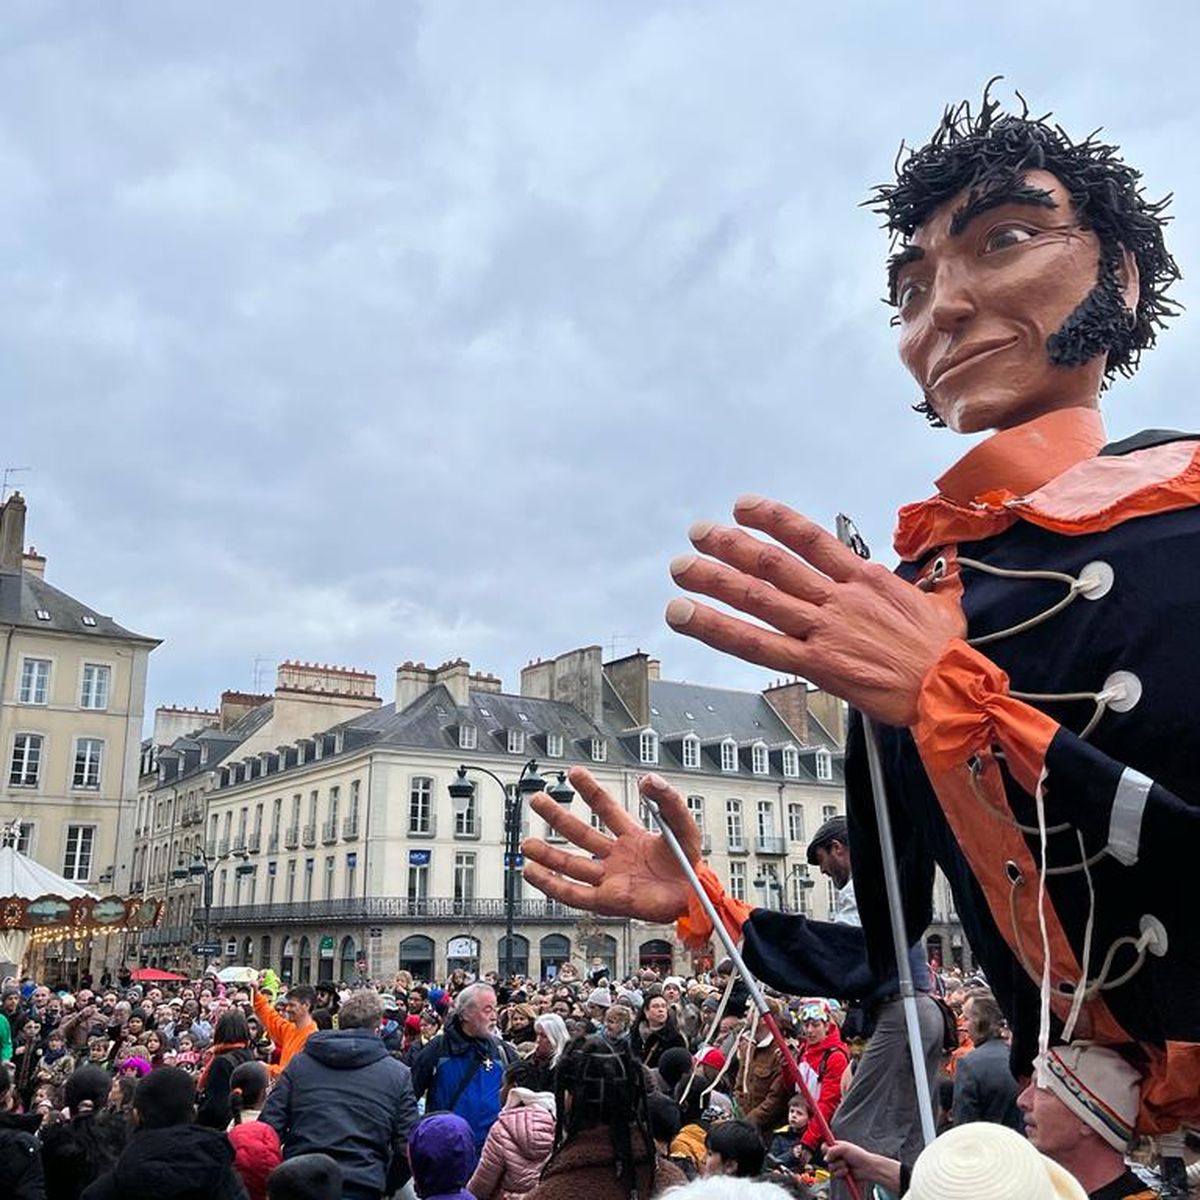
[870,82,1180,430]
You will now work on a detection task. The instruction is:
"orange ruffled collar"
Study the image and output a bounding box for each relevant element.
[894,407,1107,561]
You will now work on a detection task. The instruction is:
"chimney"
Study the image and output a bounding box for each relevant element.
[22,546,45,579]
[763,678,810,744]
[520,646,604,724]
[605,650,652,727]
[433,659,470,708]
[0,493,26,574]
[806,689,848,749]
[219,690,271,731]
[395,662,434,712]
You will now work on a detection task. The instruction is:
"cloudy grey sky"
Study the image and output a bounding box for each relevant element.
[7,1,1200,719]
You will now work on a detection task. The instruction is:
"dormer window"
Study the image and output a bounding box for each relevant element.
[508,729,525,754]
[751,742,769,775]
[35,609,51,621]
[639,730,658,766]
[682,735,701,770]
[720,738,738,773]
[816,749,834,782]
[546,732,564,759]
[459,724,477,751]
[590,737,607,763]
[781,746,799,778]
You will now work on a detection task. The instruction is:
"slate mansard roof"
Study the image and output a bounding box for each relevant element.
[0,569,158,645]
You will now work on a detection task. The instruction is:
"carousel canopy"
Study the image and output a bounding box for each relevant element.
[0,844,95,900]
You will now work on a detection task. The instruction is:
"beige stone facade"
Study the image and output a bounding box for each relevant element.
[133,647,847,983]
[0,493,158,977]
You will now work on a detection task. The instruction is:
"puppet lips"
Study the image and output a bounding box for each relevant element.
[928,338,1016,387]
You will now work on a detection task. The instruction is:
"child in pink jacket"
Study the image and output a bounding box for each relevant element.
[467,1060,556,1200]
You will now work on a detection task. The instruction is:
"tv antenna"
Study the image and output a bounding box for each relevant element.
[1,466,31,502]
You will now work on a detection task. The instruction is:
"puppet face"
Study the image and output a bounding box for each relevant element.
[895,169,1135,434]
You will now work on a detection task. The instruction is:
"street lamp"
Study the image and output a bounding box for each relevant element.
[448,758,574,982]
[173,847,252,973]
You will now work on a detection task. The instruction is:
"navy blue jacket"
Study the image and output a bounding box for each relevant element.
[261,1027,418,1200]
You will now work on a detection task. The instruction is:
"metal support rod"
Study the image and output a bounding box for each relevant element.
[643,795,863,1200]
[836,513,937,1147]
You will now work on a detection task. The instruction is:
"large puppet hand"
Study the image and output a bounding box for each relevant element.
[667,496,966,728]
[521,767,698,924]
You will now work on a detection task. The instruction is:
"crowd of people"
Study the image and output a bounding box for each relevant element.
[0,936,1180,1200]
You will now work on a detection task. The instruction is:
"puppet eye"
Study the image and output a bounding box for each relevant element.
[981,224,1036,253]
[896,278,925,313]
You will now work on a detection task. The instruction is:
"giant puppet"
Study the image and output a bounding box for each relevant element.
[521,89,1199,1133]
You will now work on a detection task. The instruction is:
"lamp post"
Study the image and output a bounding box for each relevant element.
[173,848,253,974]
[449,758,574,983]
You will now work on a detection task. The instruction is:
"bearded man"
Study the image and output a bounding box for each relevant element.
[521,88,1198,1179]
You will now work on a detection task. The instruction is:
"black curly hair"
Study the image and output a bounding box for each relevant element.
[546,1034,656,1199]
[869,80,1181,425]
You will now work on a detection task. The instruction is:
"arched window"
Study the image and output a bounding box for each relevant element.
[280,936,295,984]
[297,936,312,983]
[682,734,701,770]
[639,729,658,766]
[446,934,479,978]
[398,931,436,979]
[498,933,529,978]
[339,936,360,981]
[539,934,571,981]
[586,933,618,979]
[399,934,435,982]
[241,936,253,965]
[720,738,739,773]
[260,935,272,971]
[638,939,674,974]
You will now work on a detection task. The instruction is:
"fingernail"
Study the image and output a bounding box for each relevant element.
[665,597,695,627]
[642,772,666,790]
[669,554,696,578]
[688,520,716,542]
[735,494,767,511]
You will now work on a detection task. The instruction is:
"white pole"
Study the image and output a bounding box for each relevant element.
[836,514,937,1147]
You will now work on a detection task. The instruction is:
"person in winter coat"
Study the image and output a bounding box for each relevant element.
[629,993,687,1071]
[0,1062,44,1200]
[227,1061,281,1200]
[767,1094,811,1172]
[731,1011,793,1141]
[410,1113,477,1200]
[39,1066,129,1200]
[261,989,418,1200]
[524,1035,685,1200]
[196,1012,256,1131]
[466,1059,556,1200]
[795,1000,849,1167]
[411,985,516,1168]
[79,1067,247,1200]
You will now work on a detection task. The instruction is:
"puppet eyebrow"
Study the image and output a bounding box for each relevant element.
[949,184,1058,236]
[887,245,925,301]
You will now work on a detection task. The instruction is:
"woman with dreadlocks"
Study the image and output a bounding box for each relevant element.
[524,1035,685,1200]
[525,81,1200,1197]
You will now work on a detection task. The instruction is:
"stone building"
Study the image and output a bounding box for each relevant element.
[0,492,159,977]
[132,645,849,982]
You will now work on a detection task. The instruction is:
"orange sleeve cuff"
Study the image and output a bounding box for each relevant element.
[913,638,1058,795]
[675,860,754,951]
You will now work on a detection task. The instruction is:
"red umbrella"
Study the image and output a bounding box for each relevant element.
[129,967,188,983]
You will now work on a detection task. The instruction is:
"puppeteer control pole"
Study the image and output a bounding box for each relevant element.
[836,513,937,1147]
[643,794,864,1200]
